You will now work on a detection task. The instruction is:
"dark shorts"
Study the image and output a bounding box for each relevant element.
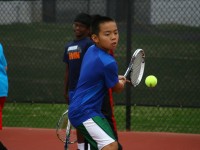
[0,97,6,130]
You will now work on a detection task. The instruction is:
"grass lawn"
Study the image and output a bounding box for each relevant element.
[3,103,200,134]
[1,23,200,135]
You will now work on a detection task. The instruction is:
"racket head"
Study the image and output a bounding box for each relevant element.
[56,110,77,144]
[126,49,145,87]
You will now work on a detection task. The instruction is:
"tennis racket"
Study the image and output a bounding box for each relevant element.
[124,49,145,87]
[56,110,77,150]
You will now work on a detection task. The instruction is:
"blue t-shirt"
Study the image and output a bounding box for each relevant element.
[63,37,93,91]
[68,45,119,127]
[0,43,8,97]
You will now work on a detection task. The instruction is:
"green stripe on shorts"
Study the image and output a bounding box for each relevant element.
[92,116,116,140]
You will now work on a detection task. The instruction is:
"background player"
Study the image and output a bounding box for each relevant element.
[0,43,8,131]
[0,43,8,150]
[63,13,93,150]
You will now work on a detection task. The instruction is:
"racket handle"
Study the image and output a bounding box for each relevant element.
[64,144,68,150]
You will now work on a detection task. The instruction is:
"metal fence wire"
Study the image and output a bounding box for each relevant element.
[1,0,200,133]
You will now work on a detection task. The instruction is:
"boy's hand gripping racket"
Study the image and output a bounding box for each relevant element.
[56,110,77,150]
[124,49,145,87]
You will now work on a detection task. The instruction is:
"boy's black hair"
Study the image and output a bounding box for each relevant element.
[91,15,115,35]
[74,13,91,27]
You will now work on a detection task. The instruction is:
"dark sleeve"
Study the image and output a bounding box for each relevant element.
[63,44,69,63]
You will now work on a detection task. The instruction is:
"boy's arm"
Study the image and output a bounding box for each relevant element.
[112,75,127,93]
[64,64,69,104]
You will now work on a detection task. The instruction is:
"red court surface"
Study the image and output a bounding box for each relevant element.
[1,127,200,150]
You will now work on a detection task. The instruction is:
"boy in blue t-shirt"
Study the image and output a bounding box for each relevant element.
[63,13,122,150]
[68,15,127,150]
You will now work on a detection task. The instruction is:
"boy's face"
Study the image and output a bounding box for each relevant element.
[73,22,90,39]
[92,21,119,52]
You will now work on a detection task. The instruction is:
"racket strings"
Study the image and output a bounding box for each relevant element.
[68,129,77,144]
[130,53,143,85]
[57,116,68,142]
[57,119,77,144]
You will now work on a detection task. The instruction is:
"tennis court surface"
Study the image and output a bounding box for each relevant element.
[1,127,200,150]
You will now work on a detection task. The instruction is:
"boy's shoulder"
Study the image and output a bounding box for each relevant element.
[92,46,116,65]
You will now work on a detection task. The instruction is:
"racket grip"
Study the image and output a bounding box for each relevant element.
[64,144,68,150]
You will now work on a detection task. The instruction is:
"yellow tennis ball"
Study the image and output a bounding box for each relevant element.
[145,75,157,87]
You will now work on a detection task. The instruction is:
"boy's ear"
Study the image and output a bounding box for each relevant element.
[91,34,99,43]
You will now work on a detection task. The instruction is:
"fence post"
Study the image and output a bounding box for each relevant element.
[126,0,133,131]
[42,0,56,22]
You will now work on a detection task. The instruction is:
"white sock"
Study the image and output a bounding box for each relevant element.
[88,143,91,150]
[77,143,85,150]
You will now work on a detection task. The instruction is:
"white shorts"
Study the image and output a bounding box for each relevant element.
[77,116,116,150]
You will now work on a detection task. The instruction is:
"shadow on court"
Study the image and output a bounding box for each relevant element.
[0,127,200,150]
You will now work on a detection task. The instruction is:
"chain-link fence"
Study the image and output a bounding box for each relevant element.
[1,0,200,133]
